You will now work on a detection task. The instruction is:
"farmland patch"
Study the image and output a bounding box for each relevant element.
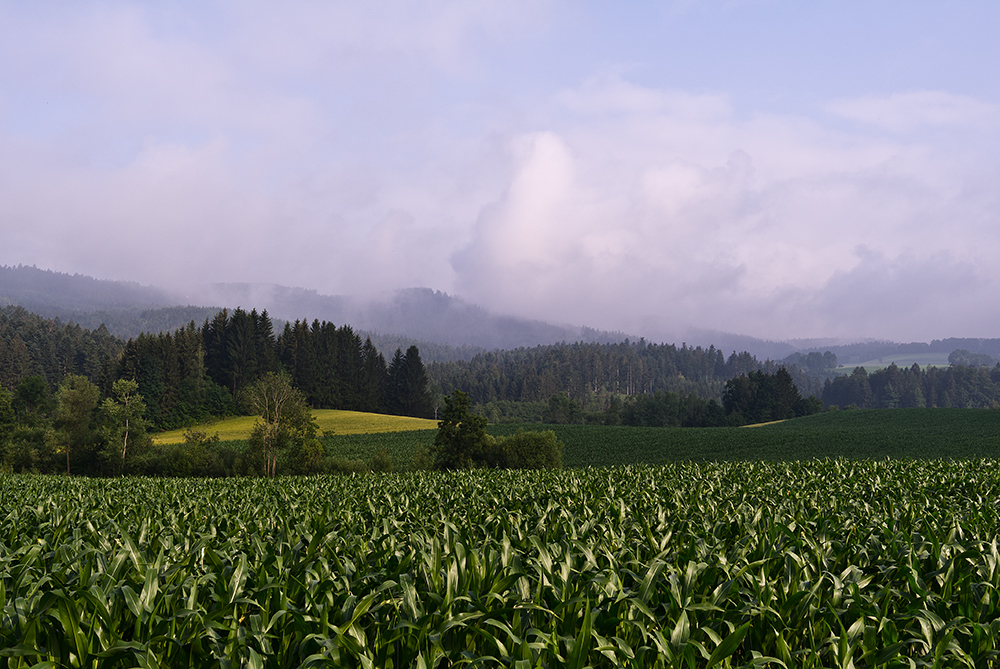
[153,409,438,444]
[6,461,1000,665]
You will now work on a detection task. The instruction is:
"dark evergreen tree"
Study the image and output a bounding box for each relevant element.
[722,368,808,424]
[278,320,317,405]
[543,392,582,424]
[225,308,260,395]
[202,309,230,391]
[431,390,489,470]
[399,345,433,418]
[254,309,279,375]
[822,367,875,408]
[385,348,406,415]
[384,346,433,418]
[13,376,51,424]
[359,337,388,413]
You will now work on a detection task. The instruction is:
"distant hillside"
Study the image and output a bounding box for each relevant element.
[0,265,175,312]
[0,266,630,359]
[794,338,1000,366]
[0,265,220,339]
[7,264,996,366]
[679,328,798,360]
[197,284,631,351]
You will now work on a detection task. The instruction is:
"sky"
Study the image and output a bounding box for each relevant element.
[2,1,999,343]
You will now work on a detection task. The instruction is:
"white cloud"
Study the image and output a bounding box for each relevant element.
[2,4,1000,342]
[451,74,1000,340]
[553,74,733,121]
[828,91,1000,133]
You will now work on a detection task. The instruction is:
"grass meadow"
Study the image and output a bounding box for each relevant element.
[834,352,952,373]
[152,409,439,444]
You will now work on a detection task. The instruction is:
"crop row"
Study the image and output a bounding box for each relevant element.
[3,459,1000,666]
[314,408,1000,470]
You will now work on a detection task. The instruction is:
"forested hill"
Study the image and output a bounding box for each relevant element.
[0,266,630,353]
[8,299,1000,433]
[0,302,823,427]
[0,264,176,313]
[0,265,222,340]
[809,338,1000,366]
[186,284,632,352]
[0,266,476,360]
[0,305,437,430]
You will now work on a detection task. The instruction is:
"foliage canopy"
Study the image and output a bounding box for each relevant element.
[432,390,562,470]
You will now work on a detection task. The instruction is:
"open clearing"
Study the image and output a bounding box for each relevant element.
[835,351,951,373]
[153,409,438,444]
[314,408,1000,470]
[157,408,1000,468]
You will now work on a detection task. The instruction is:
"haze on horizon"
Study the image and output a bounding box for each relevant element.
[1,1,998,344]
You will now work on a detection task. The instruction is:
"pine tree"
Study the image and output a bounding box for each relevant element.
[360,338,387,413]
[385,348,406,415]
[400,346,434,418]
[226,308,260,395]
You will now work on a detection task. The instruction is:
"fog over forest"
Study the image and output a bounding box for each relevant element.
[2,3,998,342]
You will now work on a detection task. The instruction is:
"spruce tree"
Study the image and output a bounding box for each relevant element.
[385,348,405,415]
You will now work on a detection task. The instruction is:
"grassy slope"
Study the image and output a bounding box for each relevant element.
[160,407,1000,468]
[834,352,951,373]
[153,410,438,445]
[315,408,1000,469]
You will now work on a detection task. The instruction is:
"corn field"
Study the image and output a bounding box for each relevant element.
[3,459,1000,667]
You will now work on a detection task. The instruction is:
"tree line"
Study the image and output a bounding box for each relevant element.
[0,373,152,476]
[0,306,122,391]
[0,304,837,432]
[0,306,435,475]
[822,363,1000,409]
[518,368,823,428]
[10,300,1000,476]
[427,340,830,421]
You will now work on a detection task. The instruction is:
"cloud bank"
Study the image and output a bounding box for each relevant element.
[1,2,999,342]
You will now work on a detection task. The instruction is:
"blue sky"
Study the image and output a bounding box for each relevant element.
[1,1,998,342]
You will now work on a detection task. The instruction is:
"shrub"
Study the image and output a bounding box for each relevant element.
[433,391,563,470]
[370,447,393,472]
[500,430,563,469]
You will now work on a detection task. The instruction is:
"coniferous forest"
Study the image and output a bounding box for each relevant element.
[119,307,435,429]
[0,304,432,430]
[427,342,827,425]
[0,305,434,475]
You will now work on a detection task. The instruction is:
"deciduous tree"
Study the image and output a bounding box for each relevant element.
[100,378,151,474]
[52,374,100,474]
[242,372,315,476]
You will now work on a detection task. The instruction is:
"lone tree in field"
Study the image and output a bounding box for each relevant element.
[432,390,564,470]
[241,372,316,476]
[432,390,489,470]
[100,378,151,475]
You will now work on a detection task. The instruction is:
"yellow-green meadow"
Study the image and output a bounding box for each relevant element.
[153,409,438,444]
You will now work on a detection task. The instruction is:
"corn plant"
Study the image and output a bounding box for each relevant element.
[2,459,1000,666]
